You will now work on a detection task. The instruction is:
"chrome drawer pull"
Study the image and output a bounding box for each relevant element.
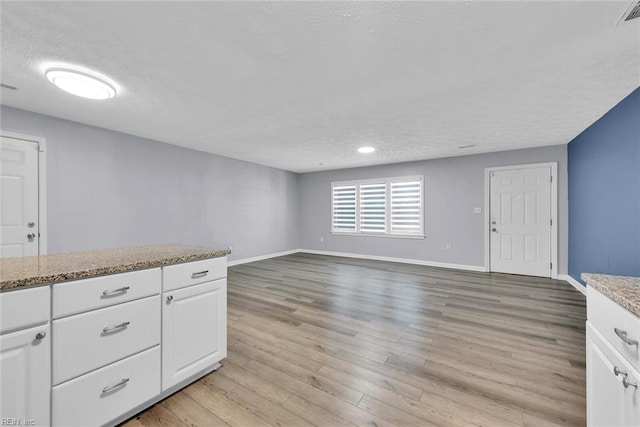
[623,377,638,389]
[191,270,209,279]
[102,286,130,297]
[614,366,628,377]
[102,321,130,334]
[102,377,130,394]
[614,328,639,346]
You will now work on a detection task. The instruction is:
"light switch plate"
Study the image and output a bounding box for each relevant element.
[473,207,482,214]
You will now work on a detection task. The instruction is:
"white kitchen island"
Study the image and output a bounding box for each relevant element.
[0,244,229,427]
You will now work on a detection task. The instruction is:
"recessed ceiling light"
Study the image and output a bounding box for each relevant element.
[45,66,117,100]
[358,146,375,154]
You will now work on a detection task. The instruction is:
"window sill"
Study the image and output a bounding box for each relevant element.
[331,232,426,240]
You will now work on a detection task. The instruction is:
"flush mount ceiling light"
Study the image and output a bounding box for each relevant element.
[45,66,117,100]
[358,146,376,154]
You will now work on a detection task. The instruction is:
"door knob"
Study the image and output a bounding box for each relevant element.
[27,233,36,242]
[491,228,498,233]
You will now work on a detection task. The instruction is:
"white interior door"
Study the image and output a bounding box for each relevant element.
[489,166,552,277]
[0,136,40,257]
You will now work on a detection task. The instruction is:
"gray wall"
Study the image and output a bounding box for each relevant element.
[299,145,569,274]
[1,106,299,261]
[1,104,568,274]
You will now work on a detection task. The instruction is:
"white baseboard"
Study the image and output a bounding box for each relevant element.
[299,249,486,272]
[558,274,587,295]
[227,249,302,267]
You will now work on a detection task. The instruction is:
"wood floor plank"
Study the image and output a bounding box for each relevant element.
[122,253,586,427]
[218,360,293,405]
[182,381,272,427]
[281,394,356,427]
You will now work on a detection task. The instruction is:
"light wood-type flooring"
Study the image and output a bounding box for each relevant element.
[122,253,587,427]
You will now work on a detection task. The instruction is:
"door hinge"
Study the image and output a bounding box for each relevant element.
[550,262,553,270]
[550,219,552,226]
[550,175,553,183]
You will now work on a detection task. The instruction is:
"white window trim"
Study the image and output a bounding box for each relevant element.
[331,175,425,239]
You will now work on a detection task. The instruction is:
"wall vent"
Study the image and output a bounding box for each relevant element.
[617,1,640,25]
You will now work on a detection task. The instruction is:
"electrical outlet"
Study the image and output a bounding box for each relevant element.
[474,207,482,214]
[228,245,233,253]
[446,242,452,250]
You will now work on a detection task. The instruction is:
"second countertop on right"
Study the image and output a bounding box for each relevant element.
[583,272,640,317]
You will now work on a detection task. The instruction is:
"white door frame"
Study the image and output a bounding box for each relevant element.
[484,162,558,279]
[1,131,48,255]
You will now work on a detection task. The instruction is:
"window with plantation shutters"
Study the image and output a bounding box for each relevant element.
[359,183,386,233]
[331,184,357,232]
[331,176,424,238]
[390,179,423,235]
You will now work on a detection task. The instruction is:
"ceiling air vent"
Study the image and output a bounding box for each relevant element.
[618,1,640,24]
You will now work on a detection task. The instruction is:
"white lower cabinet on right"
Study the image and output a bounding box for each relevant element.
[587,322,640,427]
[162,278,227,391]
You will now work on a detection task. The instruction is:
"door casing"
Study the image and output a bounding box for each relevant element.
[484,162,558,278]
[0,130,47,255]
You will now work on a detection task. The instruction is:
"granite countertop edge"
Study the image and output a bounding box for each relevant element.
[0,245,230,291]
[582,272,640,318]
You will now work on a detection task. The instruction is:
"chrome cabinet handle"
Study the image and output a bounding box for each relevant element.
[102,321,130,334]
[191,270,209,279]
[102,286,130,296]
[614,366,628,377]
[35,331,46,340]
[101,377,130,394]
[623,377,638,389]
[614,328,639,346]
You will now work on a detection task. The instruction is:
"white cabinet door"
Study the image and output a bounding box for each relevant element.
[162,279,226,391]
[0,324,50,426]
[588,324,640,427]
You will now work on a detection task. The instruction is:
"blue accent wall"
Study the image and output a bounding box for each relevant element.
[568,87,640,285]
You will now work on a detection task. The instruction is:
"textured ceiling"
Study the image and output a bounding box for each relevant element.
[1,1,639,173]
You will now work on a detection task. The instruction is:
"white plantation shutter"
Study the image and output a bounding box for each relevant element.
[332,185,357,232]
[331,176,424,237]
[390,178,423,235]
[359,183,386,233]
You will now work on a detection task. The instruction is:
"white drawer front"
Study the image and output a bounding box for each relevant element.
[588,287,640,371]
[162,257,226,291]
[53,295,160,385]
[53,346,160,427]
[0,286,50,334]
[53,268,161,318]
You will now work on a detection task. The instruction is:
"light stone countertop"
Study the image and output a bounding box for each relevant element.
[583,273,640,318]
[0,244,230,291]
